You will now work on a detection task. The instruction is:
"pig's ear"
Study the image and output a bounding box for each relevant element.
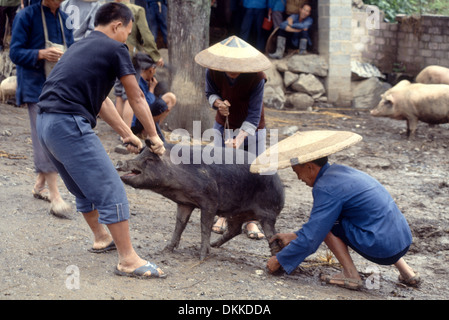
[385,93,395,105]
[145,139,153,149]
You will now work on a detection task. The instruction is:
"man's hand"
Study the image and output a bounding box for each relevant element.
[269,233,297,249]
[122,135,143,154]
[38,47,64,62]
[215,99,230,117]
[149,76,158,92]
[147,135,165,156]
[266,256,282,274]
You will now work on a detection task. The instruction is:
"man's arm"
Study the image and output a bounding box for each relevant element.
[98,97,143,154]
[120,74,165,155]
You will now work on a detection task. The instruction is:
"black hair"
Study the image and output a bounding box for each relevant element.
[94,2,134,27]
[132,52,156,73]
[311,156,328,167]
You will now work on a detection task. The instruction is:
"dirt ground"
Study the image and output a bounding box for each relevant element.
[1,101,448,303]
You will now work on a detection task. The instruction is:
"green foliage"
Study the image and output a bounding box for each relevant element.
[364,0,449,22]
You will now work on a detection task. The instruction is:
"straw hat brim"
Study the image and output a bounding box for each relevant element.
[250,130,363,174]
[194,36,271,73]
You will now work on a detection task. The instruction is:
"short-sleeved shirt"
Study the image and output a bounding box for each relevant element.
[38,30,136,128]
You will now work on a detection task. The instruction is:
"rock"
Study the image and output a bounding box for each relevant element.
[114,144,129,155]
[283,71,298,88]
[291,73,325,98]
[263,85,285,110]
[285,92,314,110]
[351,60,385,81]
[280,125,299,136]
[265,63,284,88]
[287,54,328,77]
[273,59,289,73]
[351,77,391,109]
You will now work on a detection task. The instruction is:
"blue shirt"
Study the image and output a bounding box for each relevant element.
[243,0,267,9]
[280,14,313,31]
[131,76,156,127]
[268,0,285,11]
[9,4,74,105]
[38,31,135,128]
[277,163,413,274]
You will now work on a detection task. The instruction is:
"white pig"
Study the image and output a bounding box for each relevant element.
[415,65,449,85]
[0,76,17,104]
[370,80,449,138]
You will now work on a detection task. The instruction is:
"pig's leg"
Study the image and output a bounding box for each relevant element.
[210,217,244,248]
[259,215,282,256]
[199,208,218,260]
[406,117,418,138]
[164,204,195,253]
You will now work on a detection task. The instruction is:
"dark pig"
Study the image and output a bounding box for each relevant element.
[370,80,449,137]
[117,140,285,260]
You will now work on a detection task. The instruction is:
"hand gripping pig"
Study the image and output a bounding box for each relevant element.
[117,140,285,260]
[370,80,449,138]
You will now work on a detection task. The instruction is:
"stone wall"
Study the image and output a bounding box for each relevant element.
[352,6,449,77]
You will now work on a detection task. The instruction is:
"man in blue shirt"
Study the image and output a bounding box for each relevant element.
[269,2,313,59]
[266,156,420,289]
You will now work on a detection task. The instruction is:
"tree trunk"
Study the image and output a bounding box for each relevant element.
[166,0,214,135]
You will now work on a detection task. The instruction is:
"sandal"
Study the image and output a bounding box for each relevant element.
[114,261,167,279]
[398,272,421,287]
[320,273,363,291]
[32,187,50,202]
[88,241,117,254]
[244,222,265,240]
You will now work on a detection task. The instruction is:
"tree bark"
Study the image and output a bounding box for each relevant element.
[166,0,214,135]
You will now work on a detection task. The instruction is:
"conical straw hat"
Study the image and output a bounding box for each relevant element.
[250,130,363,174]
[195,36,272,73]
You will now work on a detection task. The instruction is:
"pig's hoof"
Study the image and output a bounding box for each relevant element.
[162,245,175,253]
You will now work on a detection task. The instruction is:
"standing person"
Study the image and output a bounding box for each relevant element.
[10,0,74,218]
[240,0,267,52]
[0,0,20,51]
[269,2,312,59]
[258,131,420,290]
[268,0,285,30]
[195,35,272,240]
[36,2,166,278]
[146,0,167,47]
[61,0,102,42]
[114,0,163,124]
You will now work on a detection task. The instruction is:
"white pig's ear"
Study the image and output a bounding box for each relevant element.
[385,93,395,105]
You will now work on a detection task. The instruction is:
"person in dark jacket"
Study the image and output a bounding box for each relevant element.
[10,0,74,217]
[195,35,272,240]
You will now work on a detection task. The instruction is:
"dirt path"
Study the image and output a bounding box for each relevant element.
[1,103,448,303]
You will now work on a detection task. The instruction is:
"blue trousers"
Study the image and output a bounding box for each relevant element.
[240,8,266,52]
[147,1,168,45]
[36,112,130,224]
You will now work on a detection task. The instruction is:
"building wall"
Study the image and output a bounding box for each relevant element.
[352,8,449,77]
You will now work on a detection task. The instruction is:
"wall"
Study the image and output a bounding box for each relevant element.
[352,6,449,77]
[318,0,353,106]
